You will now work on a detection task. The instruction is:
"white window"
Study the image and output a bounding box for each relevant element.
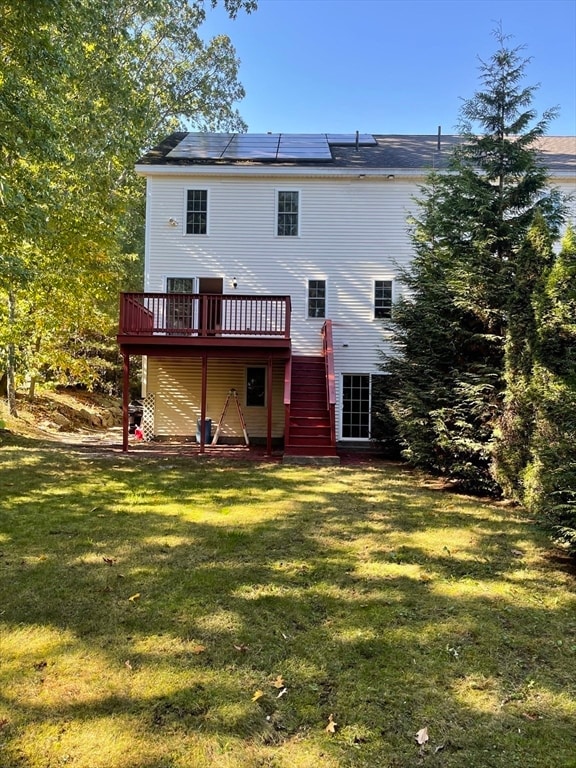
[277,190,299,236]
[307,279,326,318]
[374,279,393,319]
[186,189,208,234]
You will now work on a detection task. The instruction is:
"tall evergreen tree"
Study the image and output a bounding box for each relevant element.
[380,30,566,494]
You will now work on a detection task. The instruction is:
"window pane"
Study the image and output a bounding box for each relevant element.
[186,189,208,234]
[166,278,194,330]
[277,191,299,236]
[247,367,266,407]
[308,279,326,318]
[375,280,393,319]
[166,277,194,293]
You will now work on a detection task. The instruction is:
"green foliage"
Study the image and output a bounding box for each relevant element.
[493,212,555,497]
[369,374,402,458]
[383,30,567,496]
[523,227,576,551]
[0,0,255,394]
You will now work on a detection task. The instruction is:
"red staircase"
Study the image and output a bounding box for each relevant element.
[284,355,337,457]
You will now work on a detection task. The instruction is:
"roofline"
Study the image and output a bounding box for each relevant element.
[135,163,575,181]
[135,164,436,179]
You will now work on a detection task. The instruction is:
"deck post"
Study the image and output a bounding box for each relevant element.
[266,355,273,456]
[200,353,208,454]
[122,351,130,452]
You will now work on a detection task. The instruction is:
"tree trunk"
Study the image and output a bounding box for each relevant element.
[28,335,42,401]
[6,290,17,416]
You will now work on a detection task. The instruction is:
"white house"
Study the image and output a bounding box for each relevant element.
[117,132,576,457]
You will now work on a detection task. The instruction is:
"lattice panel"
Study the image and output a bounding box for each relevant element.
[142,392,155,441]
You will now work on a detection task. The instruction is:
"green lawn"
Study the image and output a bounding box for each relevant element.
[0,443,575,768]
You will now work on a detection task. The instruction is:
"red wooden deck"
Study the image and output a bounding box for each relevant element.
[118,292,291,352]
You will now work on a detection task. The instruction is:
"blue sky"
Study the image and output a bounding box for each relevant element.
[201,0,576,135]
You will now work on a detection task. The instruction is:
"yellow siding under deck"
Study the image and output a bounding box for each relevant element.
[147,358,285,439]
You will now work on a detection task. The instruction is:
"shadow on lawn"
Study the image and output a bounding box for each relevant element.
[0,448,575,767]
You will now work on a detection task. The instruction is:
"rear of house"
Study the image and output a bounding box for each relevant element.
[117,132,576,457]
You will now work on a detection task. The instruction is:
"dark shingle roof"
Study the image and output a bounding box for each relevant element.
[136,132,576,174]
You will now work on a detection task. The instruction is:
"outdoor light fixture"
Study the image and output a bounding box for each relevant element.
[168,217,178,226]
[232,277,238,289]
[387,174,395,180]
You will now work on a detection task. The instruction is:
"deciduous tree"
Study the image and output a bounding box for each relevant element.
[0,0,256,407]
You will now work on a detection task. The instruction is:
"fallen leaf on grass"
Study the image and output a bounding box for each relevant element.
[416,727,429,745]
[325,714,337,733]
[233,644,249,652]
[272,675,285,688]
[252,690,264,702]
[190,644,206,655]
[125,660,133,670]
[128,593,140,602]
[276,687,288,699]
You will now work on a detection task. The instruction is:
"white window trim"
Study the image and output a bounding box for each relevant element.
[373,278,395,321]
[306,278,327,320]
[183,188,210,236]
[274,188,301,238]
[339,372,379,442]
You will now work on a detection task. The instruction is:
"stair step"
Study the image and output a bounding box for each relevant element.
[285,436,334,447]
[290,417,330,427]
[291,386,326,395]
[288,354,335,455]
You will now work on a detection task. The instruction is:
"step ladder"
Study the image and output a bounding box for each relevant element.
[211,388,250,446]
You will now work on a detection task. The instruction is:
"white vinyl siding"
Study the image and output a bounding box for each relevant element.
[144,175,420,439]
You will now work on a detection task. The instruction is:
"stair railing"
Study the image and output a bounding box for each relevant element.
[322,320,337,447]
[283,355,292,448]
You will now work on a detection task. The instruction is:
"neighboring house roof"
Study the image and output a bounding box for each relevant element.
[136,132,576,176]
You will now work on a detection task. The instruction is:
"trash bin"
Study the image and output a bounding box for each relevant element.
[196,418,212,443]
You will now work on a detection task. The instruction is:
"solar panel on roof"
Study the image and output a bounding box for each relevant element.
[223,133,280,159]
[167,133,234,159]
[278,134,332,159]
[327,133,377,146]
[166,132,350,162]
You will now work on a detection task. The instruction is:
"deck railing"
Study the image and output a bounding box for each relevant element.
[119,293,291,338]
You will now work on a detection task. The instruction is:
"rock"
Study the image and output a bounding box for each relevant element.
[50,412,71,428]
